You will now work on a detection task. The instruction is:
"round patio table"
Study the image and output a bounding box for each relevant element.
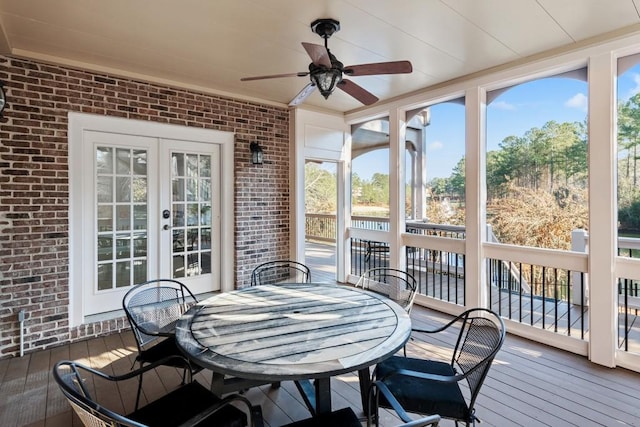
[175,283,411,416]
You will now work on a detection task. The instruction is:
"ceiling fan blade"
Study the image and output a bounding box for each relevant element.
[289,83,317,107]
[241,71,308,81]
[302,42,332,68]
[337,79,379,105]
[344,60,413,76]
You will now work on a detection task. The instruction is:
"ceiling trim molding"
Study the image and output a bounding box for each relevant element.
[9,48,292,109]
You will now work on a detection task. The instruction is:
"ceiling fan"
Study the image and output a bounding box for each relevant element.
[240,18,413,106]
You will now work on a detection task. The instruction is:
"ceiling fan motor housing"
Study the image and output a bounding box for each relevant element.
[311,18,340,39]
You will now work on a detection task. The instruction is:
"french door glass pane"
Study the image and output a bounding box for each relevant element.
[96,146,148,292]
[171,151,213,278]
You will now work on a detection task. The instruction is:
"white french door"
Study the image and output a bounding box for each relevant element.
[159,138,220,294]
[82,131,220,315]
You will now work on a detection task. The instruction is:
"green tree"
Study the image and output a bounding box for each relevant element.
[428,177,449,199]
[486,120,586,197]
[449,157,465,199]
[618,93,640,187]
[305,163,336,213]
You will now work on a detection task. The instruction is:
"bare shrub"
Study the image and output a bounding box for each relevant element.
[488,184,588,250]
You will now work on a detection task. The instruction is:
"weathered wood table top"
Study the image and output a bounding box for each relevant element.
[175,283,411,415]
[176,283,411,380]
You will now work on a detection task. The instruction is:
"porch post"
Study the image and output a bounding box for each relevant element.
[388,108,407,270]
[587,52,617,367]
[464,86,487,309]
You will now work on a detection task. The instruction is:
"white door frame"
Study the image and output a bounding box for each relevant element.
[68,113,235,327]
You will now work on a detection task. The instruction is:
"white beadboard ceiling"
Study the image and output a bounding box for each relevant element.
[1,0,640,113]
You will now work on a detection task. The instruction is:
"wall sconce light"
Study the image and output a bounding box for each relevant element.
[0,81,6,117]
[250,142,264,165]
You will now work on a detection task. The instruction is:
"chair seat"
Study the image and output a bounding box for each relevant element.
[128,381,247,427]
[137,336,188,366]
[376,356,470,421]
[281,407,361,427]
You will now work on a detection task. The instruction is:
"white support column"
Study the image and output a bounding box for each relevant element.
[465,86,487,309]
[410,150,418,219]
[588,52,617,367]
[419,125,427,220]
[389,108,407,270]
[339,133,352,283]
[290,109,304,263]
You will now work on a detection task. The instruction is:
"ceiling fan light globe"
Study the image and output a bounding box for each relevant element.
[310,69,342,99]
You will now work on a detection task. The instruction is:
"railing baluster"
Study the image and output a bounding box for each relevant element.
[554,268,558,333]
[530,264,534,326]
[567,270,571,337]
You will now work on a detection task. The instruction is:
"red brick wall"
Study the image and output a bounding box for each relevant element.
[0,56,291,358]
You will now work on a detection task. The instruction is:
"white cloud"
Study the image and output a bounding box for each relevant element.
[565,92,588,112]
[491,100,516,110]
[428,141,444,151]
[624,73,640,100]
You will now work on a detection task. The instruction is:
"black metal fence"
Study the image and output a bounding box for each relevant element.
[488,258,587,339]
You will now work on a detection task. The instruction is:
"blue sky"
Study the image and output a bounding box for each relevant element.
[352,63,640,181]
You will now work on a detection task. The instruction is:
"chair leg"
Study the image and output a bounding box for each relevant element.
[181,367,187,384]
[367,386,379,427]
[135,369,143,411]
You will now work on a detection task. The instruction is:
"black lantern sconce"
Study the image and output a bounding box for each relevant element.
[0,81,6,117]
[250,142,264,165]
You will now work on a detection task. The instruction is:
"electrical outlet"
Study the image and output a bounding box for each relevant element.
[18,310,25,322]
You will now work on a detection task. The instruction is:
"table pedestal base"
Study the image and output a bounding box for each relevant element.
[294,378,332,415]
[210,372,280,396]
[293,367,371,417]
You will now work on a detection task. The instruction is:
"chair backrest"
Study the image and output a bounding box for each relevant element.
[123,279,198,349]
[355,267,417,312]
[451,308,505,410]
[53,360,144,427]
[250,260,311,286]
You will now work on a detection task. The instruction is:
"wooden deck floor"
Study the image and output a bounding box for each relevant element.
[1,304,640,427]
[1,244,639,426]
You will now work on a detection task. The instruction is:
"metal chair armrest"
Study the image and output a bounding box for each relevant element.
[73,355,194,383]
[400,414,441,427]
[368,380,441,427]
[176,393,263,427]
[368,380,413,425]
[380,367,464,384]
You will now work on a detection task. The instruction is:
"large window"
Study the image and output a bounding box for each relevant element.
[351,118,391,229]
[617,56,640,258]
[422,99,466,227]
[486,74,588,250]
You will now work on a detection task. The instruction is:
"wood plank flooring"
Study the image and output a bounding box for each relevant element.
[1,244,639,426]
[1,303,640,426]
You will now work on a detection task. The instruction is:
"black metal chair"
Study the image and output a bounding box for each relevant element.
[281,407,440,427]
[53,357,263,427]
[355,267,417,313]
[250,260,311,286]
[122,279,200,410]
[369,308,506,427]
[364,240,390,264]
